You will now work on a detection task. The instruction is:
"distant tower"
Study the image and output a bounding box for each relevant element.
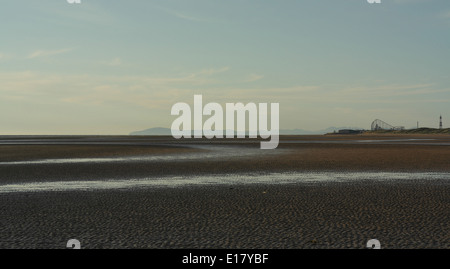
[440,115,443,129]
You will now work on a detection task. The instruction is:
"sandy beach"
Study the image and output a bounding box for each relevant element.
[0,135,449,249]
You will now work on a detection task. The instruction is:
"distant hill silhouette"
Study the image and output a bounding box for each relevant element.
[129,126,364,136]
[130,127,172,136]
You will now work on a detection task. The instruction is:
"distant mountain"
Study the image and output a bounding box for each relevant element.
[129,128,245,136]
[129,126,364,136]
[130,127,172,136]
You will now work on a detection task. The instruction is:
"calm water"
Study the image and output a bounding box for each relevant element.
[0,172,449,193]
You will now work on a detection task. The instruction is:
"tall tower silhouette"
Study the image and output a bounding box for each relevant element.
[440,115,443,129]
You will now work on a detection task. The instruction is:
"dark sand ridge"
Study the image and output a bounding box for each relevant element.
[0,135,449,249]
[0,144,203,162]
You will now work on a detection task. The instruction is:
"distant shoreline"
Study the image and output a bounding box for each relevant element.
[359,128,450,135]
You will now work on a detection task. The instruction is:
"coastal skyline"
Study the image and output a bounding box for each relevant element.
[1,0,450,135]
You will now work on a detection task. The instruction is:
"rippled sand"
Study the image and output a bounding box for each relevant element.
[0,135,449,249]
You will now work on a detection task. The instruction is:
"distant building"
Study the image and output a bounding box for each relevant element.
[338,129,363,134]
[440,115,443,129]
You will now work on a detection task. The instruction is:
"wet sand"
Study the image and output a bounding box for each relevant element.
[0,135,449,249]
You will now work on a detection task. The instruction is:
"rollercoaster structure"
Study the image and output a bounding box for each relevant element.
[371,119,405,131]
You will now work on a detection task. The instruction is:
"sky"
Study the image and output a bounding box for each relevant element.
[1,0,449,135]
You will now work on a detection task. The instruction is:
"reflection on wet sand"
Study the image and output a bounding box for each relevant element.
[0,171,449,193]
[0,145,279,165]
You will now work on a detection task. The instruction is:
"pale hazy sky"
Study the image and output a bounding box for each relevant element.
[1,0,449,134]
